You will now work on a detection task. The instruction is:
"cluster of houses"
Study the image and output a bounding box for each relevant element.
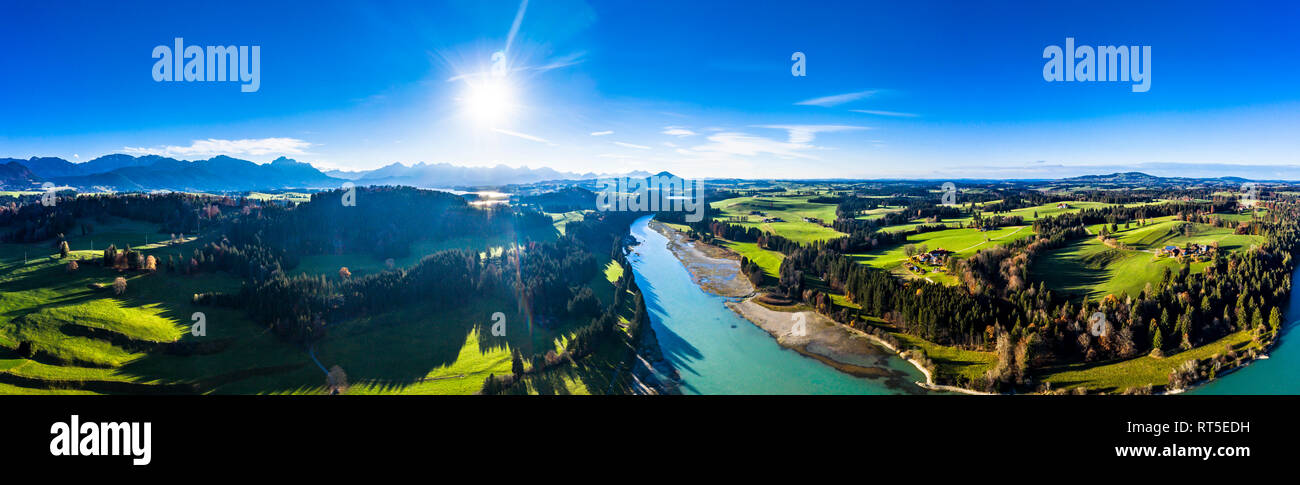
[907,248,954,273]
[916,248,953,266]
[1158,243,1212,259]
[746,210,786,223]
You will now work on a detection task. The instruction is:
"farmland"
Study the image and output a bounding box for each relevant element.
[0,213,626,395]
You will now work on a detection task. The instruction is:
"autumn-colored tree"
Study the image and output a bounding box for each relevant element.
[58,240,69,259]
[144,255,157,272]
[66,260,78,272]
[112,276,127,295]
[339,267,352,280]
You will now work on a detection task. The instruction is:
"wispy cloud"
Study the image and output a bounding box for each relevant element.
[123,137,312,158]
[504,0,530,54]
[661,126,696,137]
[678,132,818,160]
[446,51,585,82]
[613,141,651,150]
[756,124,869,143]
[795,89,877,107]
[492,128,550,144]
[850,109,918,118]
[590,130,614,136]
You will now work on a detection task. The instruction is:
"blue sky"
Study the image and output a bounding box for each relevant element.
[1,0,1297,179]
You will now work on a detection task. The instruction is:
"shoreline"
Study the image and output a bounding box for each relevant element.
[648,221,755,298]
[725,297,969,394]
[647,223,1278,395]
[648,222,956,393]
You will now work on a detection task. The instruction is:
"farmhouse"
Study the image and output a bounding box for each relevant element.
[1056,203,1070,209]
[916,248,953,266]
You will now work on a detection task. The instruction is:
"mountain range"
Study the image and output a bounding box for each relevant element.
[1060,171,1254,185]
[0,154,1274,194]
[0,154,342,192]
[0,154,655,192]
[325,161,623,187]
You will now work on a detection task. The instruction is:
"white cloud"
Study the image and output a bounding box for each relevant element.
[661,126,697,137]
[678,132,819,160]
[756,124,868,143]
[492,128,551,144]
[123,137,313,159]
[795,89,877,107]
[613,141,651,150]
[590,130,614,136]
[850,109,918,118]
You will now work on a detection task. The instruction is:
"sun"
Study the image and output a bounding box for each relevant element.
[460,77,516,126]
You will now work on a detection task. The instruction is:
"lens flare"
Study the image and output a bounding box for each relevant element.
[461,77,515,126]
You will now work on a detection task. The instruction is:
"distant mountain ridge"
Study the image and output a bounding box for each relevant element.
[337,161,614,187]
[1,154,341,192]
[0,155,1274,193]
[0,161,42,187]
[1061,171,1256,184]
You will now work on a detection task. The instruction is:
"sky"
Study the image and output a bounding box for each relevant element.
[1,0,1298,179]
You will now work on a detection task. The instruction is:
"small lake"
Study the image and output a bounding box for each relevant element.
[625,215,928,394]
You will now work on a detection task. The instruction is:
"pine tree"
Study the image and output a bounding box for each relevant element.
[511,349,525,376]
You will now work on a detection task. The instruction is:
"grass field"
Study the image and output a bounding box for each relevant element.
[1032,218,1264,299]
[0,217,624,395]
[892,332,996,383]
[710,195,845,243]
[721,240,784,278]
[849,225,1033,283]
[1036,330,1257,393]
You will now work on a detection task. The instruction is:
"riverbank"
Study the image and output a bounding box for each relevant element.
[644,222,1287,395]
[648,221,755,298]
[725,298,937,392]
[623,236,681,395]
[648,223,932,391]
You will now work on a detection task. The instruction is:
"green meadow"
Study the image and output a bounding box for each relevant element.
[710,195,845,244]
[0,217,628,395]
[849,225,1033,283]
[1032,217,1264,300]
[1036,330,1257,393]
